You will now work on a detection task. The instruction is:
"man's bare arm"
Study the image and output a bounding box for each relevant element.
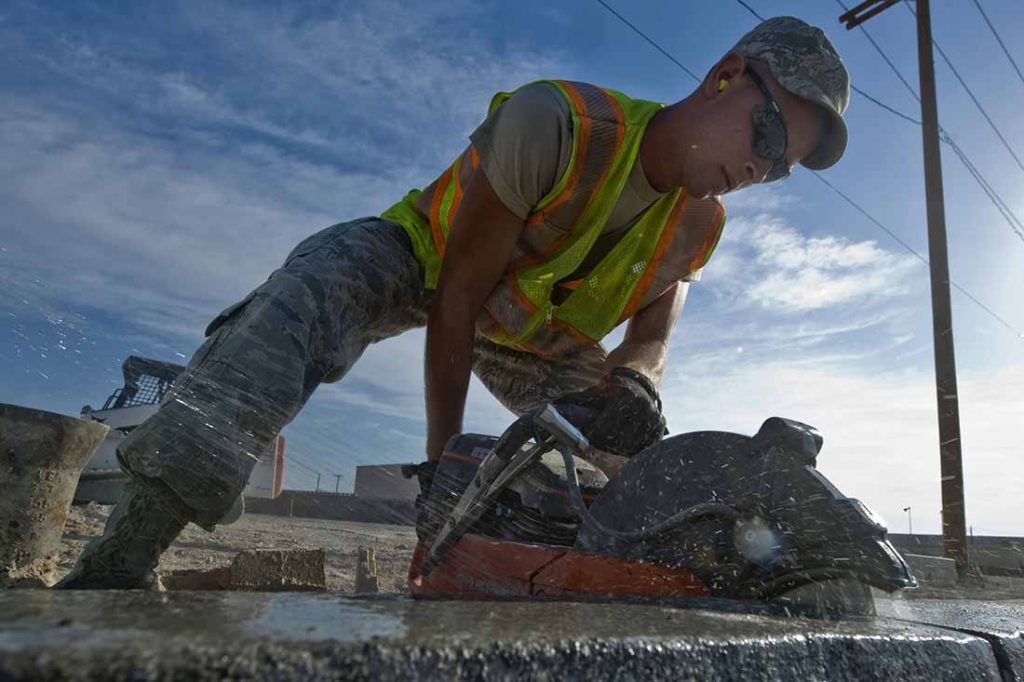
[424,169,525,461]
[603,282,690,386]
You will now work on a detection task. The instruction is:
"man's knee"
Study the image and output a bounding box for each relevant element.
[116,390,264,530]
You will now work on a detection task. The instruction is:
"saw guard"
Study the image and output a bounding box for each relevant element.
[408,535,710,600]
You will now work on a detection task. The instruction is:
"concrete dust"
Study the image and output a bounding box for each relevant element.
[58,504,417,593]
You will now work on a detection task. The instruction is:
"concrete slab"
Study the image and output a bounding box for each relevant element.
[876,597,1024,680]
[162,548,327,591]
[0,592,1009,680]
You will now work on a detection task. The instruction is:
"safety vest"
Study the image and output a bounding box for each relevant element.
[382,80,726,357]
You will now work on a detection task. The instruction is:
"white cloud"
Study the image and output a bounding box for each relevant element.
[707,215,922,312]
[659,357,1024,536]
[0,1,569,345]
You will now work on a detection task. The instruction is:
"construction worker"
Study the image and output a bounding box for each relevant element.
[59,16,850,589]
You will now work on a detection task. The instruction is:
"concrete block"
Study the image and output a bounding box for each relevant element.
[905,553,958,587]
[355,546,380,594]
[0,404,108,587]
[875,599,1024,681]
[0,592,1007,680]
[230,548,326,591]
[163,548,326,592]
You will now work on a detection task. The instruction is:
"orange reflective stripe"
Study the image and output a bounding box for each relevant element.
[527,81,592,226]
[448,161,464,229]
[617,194,688,323]
[689,201,726,271]
[429,166,453,258]
[559,85,625,238]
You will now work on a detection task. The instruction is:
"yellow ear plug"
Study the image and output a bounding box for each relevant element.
[718,79,729,92]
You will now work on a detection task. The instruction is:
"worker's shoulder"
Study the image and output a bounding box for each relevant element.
[498,81,571,118]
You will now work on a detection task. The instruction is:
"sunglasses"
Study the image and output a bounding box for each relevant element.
[745,67,791,183]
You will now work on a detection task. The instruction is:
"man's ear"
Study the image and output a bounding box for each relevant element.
[703,52,747,99]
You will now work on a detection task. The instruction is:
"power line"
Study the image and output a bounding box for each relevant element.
[594,0,701,83]
[835,0,921,102]
[851,84,921,125]
[831,0,1024,243]
[287,456,322,476]
[740,0,922,125]
[290,449,340,475]
[813,171,1023,339]
[969,0,1024,93]
[942,131,1024,242]
[735,0,763,21]
[902,0,1024,176]
[596,0,1024,340]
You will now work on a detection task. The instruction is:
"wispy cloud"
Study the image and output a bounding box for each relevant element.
[660,357,1024,536]
[708,215,922,312]
[1,1,567,346]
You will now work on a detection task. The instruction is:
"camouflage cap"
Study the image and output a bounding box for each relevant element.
[731,16,851,170]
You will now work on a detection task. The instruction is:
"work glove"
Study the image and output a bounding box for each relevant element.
[552,366,666,458]
[403,461,441,541]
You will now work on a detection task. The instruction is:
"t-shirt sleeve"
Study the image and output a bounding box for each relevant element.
[469,82,572,220]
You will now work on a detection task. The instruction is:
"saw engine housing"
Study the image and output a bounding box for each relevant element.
[418,416,916,602]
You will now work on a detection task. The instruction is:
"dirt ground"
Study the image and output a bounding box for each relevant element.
[59,503,418,593]
[59,503,1024,600]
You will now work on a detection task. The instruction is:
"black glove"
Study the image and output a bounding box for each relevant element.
[403,461,440,541]
[552,366,666,458]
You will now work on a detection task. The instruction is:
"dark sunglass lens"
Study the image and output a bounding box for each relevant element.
[752,104,786,160]
[764,160,791,183]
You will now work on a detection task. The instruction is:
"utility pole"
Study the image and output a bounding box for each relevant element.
[315,473,321,492]
[840,0,968,577]
[903,506,913,535]
[334,474,343,494]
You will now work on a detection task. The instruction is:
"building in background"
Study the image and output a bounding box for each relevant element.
[354,464,419,501]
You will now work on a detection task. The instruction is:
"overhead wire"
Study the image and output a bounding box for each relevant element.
[593,0,1024,339]
[290,449,341,475]
[830,0,1024,242]
[741,0,925,124]
[901,0,1024,176]
[593,0,701,83]
[969,0,1024,91]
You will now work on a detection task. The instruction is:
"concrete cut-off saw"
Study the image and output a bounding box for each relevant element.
[406,405,916,616]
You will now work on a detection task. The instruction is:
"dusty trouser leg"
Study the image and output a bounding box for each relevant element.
[58,218,429,589]
[470,338,635,476]
[471,338,608,416]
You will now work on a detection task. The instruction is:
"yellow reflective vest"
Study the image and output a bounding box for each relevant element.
[382,80,726,357]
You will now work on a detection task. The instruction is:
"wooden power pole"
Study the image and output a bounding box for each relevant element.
[840,0,968,576]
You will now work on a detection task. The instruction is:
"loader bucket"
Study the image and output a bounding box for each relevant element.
[1,403,109,587]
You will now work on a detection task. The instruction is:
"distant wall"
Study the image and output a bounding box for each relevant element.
[354,464,420,501]
[890,534,1024,576]
[245,490,415,526]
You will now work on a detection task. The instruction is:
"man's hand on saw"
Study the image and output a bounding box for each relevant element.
[553,366,666,457]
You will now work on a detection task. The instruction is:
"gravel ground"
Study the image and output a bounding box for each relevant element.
[59,503,1024,599]
[59,503,419,593]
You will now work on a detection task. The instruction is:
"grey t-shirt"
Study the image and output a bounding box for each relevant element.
[469,82,700,283]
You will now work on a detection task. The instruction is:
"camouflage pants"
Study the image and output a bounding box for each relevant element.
[118,217,608,528]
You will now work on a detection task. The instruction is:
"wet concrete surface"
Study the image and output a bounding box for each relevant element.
[1,591,1020,680]
[875,597,1024,680]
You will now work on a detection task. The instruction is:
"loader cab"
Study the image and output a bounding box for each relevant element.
[77,355,284,518]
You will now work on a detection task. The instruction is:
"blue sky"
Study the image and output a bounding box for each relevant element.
[2,0,1022,535]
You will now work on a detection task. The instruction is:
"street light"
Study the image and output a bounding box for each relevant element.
[903,506,913,536]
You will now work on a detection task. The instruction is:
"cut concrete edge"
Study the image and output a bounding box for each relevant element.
[0,626,1007,680]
